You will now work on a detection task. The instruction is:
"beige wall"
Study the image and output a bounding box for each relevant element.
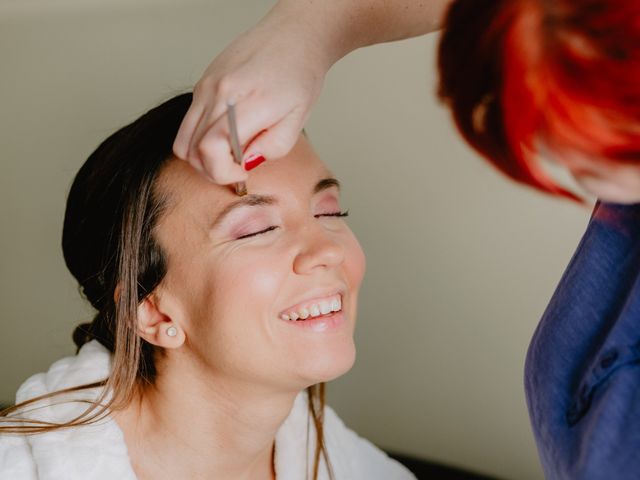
[0,2,592,478]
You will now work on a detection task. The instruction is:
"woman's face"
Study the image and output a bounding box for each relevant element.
[153,136,365,391]
[541,142,640,203]
[564,152,640,204]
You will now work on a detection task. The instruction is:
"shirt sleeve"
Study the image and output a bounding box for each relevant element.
[525,202,640,479]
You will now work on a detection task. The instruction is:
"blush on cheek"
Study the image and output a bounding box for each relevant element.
[230,261,285,317]
[251,269,284,295]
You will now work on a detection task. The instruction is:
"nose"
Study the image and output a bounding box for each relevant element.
[293,226,345,275]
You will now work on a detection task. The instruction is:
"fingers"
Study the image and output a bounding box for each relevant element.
[179,96,305,184]
[242,110,306,162]
[198,95,294,155]
[174,84,242,179]
[176,101,245,185]
[193,121,249,185]
[182,77,252,164]
[173,101,203,160]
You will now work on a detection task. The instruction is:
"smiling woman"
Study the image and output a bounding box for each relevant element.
[0,93,413,480]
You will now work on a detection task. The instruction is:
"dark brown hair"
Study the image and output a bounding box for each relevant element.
[1,93,332,479]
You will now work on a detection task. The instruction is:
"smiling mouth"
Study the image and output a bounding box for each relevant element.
[279,294,342,322]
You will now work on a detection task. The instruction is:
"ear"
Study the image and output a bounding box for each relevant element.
[137,295,185,348]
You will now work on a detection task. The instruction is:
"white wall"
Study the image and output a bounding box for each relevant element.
[0,2,592,478]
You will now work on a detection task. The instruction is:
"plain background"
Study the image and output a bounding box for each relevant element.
[0,1,593,478]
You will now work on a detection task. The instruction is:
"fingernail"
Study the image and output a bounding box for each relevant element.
[244,154,266,171]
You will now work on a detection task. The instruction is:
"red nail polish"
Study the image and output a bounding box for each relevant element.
[244,154,266,171]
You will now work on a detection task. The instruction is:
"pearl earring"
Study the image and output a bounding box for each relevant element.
[166,326,177,337]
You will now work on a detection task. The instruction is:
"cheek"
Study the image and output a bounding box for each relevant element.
[343,232,366,290]
[217,250,288,318]
[554,147,640,203]
[571,166,640,204]
[169,249,288,339]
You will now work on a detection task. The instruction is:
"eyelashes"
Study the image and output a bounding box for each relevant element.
[315,210,349,219]
[236,211,349,240]
[237,226,278,240]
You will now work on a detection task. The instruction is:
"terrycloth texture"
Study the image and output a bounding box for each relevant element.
[525,202,640,479]
[1,340,414,479]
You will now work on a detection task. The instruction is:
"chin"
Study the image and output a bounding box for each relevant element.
[297,341,356,386]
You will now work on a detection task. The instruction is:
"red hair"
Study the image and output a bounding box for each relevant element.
[438,0,640,200]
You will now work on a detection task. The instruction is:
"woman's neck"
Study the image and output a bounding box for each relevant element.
[114,358,298,480]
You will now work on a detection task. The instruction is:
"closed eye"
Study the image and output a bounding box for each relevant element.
[315,210,349,219]
[236,211,348,240]
[236,226,279,240]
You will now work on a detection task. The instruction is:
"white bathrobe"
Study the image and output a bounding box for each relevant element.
[0,340,415,479]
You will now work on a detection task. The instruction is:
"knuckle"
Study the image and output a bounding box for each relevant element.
[215,76,235,97]
[193,79,208,98]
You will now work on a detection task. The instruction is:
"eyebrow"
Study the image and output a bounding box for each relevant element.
[314,177,341,194]
[211,177,341,229]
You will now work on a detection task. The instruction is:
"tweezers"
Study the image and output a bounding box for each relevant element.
[226,100,248,196]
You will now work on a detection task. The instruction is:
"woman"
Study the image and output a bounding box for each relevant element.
[0,93,414,480]
[172,0,640,477]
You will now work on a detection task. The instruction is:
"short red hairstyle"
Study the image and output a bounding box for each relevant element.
[438,0,640,200]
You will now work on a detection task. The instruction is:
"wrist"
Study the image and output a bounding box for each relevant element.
[264,0,364,71]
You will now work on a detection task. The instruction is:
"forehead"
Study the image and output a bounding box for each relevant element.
[157,136,334,213]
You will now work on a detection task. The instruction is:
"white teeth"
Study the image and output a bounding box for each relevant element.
[331,298,341,312]
[281,295,342,321]
[319,301,332,315]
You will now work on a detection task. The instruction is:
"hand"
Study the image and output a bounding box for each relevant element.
[173,10,331,185]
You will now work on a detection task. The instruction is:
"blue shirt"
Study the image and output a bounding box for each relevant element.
[525,202,640,479]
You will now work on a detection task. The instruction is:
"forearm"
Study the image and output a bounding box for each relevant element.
[264,0,452,68]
